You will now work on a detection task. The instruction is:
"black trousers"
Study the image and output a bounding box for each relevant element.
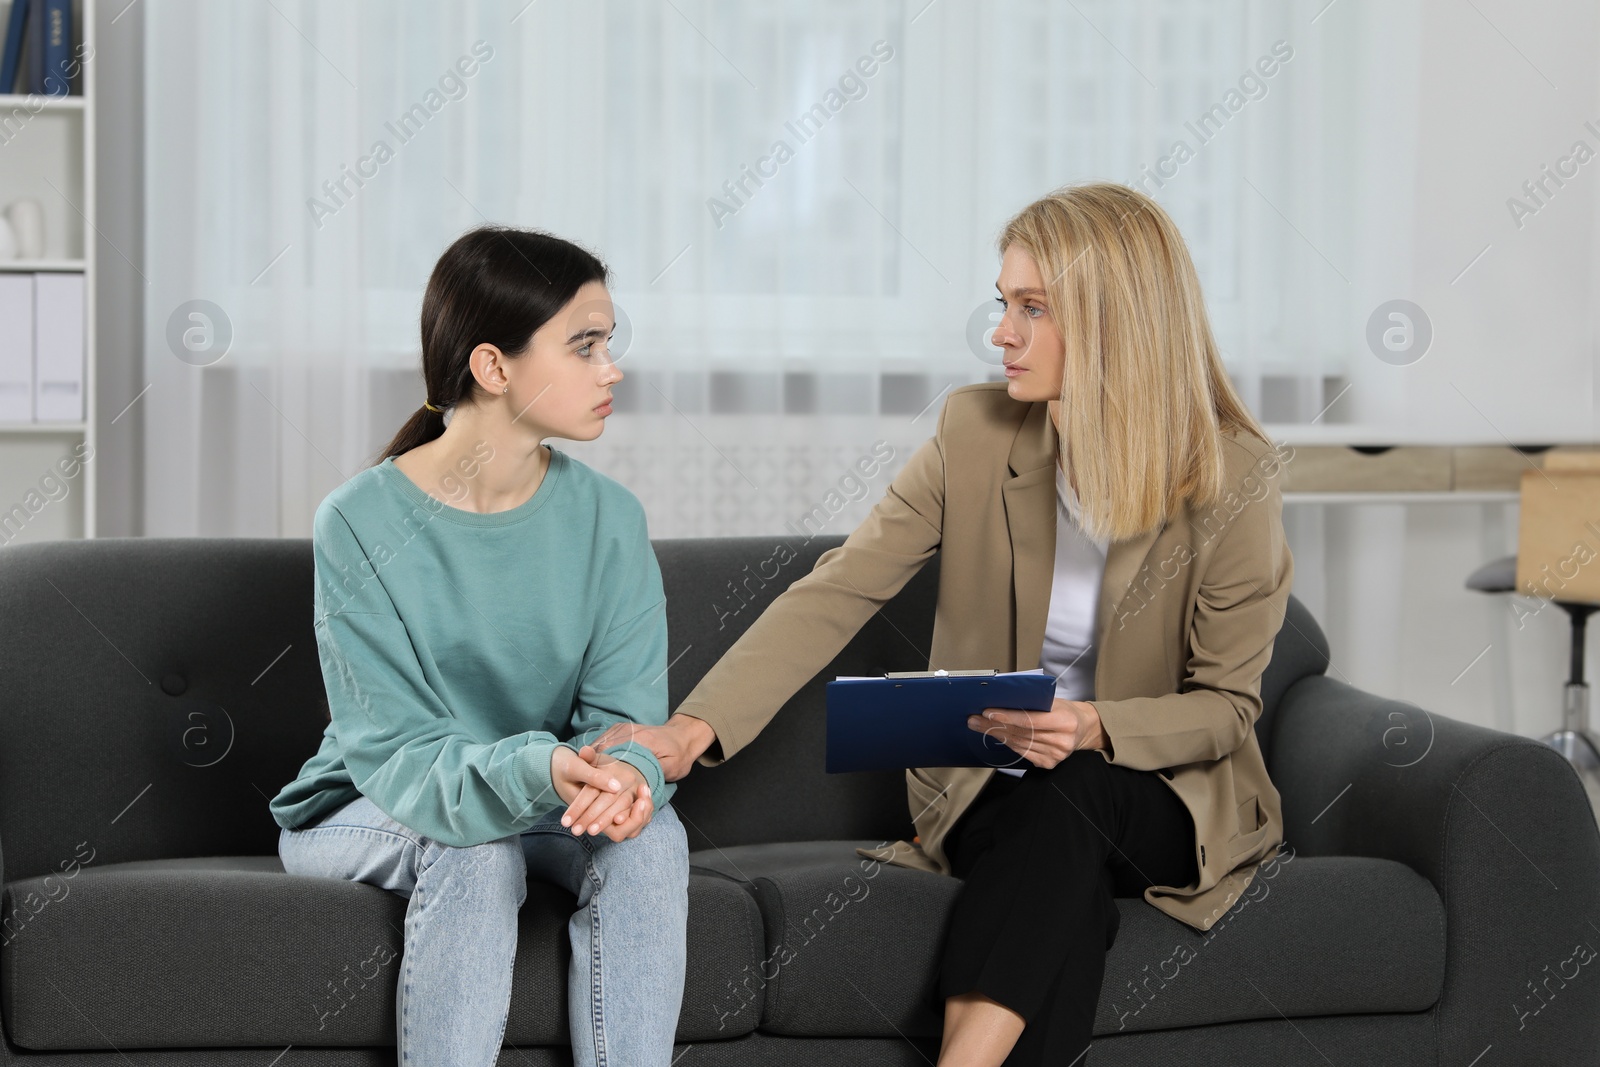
[938,753,1199,1065]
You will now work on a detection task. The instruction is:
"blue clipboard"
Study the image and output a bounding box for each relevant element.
[825,668,1057,773]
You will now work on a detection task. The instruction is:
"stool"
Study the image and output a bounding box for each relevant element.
[1467,556,1600,784]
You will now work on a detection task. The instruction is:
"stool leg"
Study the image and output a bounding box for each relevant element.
[1541,694,1600,770]
[1539,684,1600,826]
[1541,605,1600,789]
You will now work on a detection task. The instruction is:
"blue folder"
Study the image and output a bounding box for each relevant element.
[825,668,1058,773]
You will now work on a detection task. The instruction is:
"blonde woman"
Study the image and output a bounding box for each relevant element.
[597,182,1293,1064]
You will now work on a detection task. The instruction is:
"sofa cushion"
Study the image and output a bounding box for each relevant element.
[690,842,1445,1038]
[0,858,765,1049]
[693,841,951,1038]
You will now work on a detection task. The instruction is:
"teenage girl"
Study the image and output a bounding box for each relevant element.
[272,226,689,1067]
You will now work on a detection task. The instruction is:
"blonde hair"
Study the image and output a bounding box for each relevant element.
[998,182,1269,543]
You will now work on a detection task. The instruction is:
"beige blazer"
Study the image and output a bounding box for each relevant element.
[679,382,1294,933]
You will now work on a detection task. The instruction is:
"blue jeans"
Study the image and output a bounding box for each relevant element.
[277,793,689,1067]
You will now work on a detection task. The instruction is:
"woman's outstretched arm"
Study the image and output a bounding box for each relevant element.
[597,399,951,776]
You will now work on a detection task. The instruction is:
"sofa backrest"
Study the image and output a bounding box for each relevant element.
[0,538,326,888]
[0,535,1329,884]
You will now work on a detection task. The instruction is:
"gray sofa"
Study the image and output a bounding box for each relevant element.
[0,534,1597,1066]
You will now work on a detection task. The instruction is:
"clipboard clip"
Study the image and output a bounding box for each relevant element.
[882,668,998,679]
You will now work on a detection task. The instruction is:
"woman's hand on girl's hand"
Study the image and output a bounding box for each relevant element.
[967,698,1105,770]
[593,713,716,781]
[558,747,655,841]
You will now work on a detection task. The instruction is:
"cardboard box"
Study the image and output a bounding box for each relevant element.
[1515,469,1600,604]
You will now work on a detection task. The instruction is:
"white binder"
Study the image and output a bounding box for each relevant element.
[0,274,32,422]
[33,272,83,423]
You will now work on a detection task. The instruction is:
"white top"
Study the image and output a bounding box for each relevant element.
[997,464,1109,777]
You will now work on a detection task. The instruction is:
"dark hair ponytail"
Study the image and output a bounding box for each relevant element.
[375,226,610,465]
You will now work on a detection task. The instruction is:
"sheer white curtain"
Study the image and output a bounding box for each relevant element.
[142,0,1375,540]
[146,0,1600,740]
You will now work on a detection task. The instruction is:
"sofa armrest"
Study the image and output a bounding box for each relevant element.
[1270,673,1600,1062]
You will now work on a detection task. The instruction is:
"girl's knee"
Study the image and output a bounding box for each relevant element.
[641,805,689,858]
[602,807,689,880]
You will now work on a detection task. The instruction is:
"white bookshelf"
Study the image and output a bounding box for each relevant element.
[0,257,84,271]
[0,91,82,109]
[0,0,95,542]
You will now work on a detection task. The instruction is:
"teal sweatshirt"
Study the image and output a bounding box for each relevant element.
[269,445,674,847]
